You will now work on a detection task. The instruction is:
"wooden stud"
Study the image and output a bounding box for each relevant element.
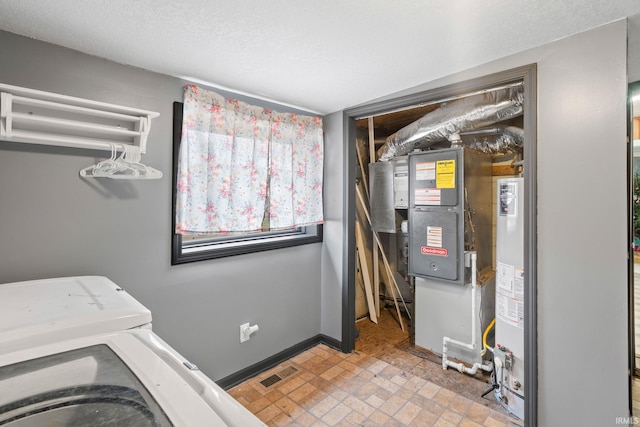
[355,221,378,324]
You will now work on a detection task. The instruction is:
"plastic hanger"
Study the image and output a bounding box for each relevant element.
[79,143,120,177]
[79,144,162,180]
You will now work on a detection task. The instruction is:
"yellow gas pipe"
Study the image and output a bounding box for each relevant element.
[482,318,496,356]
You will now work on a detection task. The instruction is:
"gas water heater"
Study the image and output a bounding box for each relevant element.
[494,177,525,420]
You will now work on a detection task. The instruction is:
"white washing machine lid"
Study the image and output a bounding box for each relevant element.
[0,329,265,426]
[0,276,152,354]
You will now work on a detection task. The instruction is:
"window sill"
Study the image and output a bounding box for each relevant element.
[171,226,323,265]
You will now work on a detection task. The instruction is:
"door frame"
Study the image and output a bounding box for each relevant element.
[341,64,538,426]
[628,81,640,405]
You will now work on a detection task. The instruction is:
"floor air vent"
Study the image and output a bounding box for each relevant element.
[260,374,282,388]
[259,365,300,388]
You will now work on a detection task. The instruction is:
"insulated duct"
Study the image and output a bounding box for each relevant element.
[378,84,524,161]
[462,125,524,155]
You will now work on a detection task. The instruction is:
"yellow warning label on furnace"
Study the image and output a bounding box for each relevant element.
[436,159,455,189]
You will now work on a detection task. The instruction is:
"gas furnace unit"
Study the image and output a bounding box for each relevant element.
[408,147,492,282]
[410,146,495,365]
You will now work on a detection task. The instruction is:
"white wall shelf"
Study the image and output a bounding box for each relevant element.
[0,83,159,153]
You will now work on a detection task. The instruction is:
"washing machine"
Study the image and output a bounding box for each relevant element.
[0,329,265,426]
[0,276,152,355]
[0,276,266,426]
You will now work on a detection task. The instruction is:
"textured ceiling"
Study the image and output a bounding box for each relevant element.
[1,0,640,114]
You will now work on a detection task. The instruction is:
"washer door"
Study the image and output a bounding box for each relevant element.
[0,344,172,426]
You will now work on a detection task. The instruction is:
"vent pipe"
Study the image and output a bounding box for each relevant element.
[378,84,524,161]
[462,125,524,154]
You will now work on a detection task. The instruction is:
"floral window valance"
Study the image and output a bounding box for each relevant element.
[175,85,324,234]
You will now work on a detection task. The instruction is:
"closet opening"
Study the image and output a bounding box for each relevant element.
[344,65,537,426]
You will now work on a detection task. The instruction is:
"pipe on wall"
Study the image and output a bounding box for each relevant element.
[441,252,493,376]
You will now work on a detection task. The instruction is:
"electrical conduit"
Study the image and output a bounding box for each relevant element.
[442,252,493,375]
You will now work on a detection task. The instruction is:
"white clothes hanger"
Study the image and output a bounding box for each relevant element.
[79,143,119,177]
[109,145,162,179]
[79,143,162,180]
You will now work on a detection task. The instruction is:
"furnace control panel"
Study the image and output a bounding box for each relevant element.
[408,147,491,284]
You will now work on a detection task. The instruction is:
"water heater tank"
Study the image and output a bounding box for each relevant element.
[495,177,525,420]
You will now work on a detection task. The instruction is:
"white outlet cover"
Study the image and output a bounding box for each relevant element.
[240,323,250,343]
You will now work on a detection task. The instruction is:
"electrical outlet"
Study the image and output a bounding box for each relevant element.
[240,323,250,343]
[240,322,259,343]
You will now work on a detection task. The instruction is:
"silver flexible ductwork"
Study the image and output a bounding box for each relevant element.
[377,84,524,161]
[462,125,524,154]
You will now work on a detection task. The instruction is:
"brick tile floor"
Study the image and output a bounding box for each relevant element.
[229,309,523,426]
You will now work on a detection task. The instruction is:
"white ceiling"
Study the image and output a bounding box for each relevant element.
[1,0,640,114]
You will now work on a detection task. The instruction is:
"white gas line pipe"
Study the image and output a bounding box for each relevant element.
[442,251,493,375]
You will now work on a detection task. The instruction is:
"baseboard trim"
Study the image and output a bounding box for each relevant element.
[216,334,342,390]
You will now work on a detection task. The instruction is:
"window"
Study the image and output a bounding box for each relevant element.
[171,89,323,265]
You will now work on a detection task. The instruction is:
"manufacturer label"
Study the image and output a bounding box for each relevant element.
[426,226,443,247]
[415,188,441,205]
[421,246,448,257]
[415,161,435,181]
[499,182,517,216]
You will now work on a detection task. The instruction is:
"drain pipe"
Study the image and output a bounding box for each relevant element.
[442,251,493,375]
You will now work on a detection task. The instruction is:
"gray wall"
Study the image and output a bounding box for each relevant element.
[320,111,345,340]
[531,20,627,425]
[332,19,629,425]
[0,30,322,380]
